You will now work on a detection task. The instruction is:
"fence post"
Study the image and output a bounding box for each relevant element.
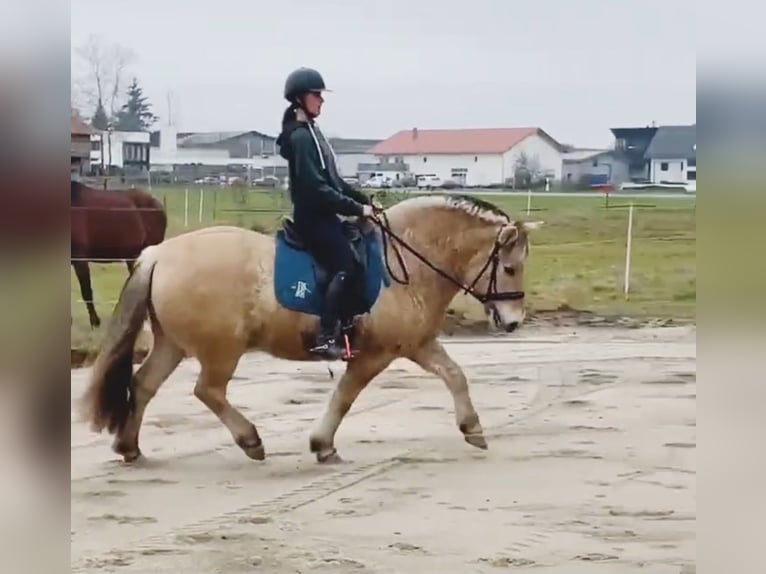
[526,188,532,216]
[184,188,189,228]
[623,202,634,298]
[198,187,205,223]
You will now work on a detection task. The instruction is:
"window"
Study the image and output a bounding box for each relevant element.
[592,159,598,167]
[687,170,696,181]
[474,156,478,162]
[660,162,669,171]
[423,156,427,163]
[688,158,696,167]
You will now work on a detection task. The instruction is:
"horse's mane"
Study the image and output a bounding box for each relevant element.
[396,193,510,225]
[444,194,510,222]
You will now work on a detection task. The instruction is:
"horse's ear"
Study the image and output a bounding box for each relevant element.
[522,220,545,232]
[498,224,519,246]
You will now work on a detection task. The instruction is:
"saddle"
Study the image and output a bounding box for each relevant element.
[280,217,370,286]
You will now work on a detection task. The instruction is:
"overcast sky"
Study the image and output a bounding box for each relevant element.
[70,0,695,148]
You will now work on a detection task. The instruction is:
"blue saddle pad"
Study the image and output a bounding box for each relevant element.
[273,229,390,316]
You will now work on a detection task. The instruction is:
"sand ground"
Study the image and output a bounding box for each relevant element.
[71,325,696,573]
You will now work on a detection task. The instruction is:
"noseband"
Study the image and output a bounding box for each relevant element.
[373,213,525,305]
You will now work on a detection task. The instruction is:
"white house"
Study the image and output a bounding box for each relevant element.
[370,127,564,187]
[643,124,696,186]
[90,129,151,172]
[328,138,381,177]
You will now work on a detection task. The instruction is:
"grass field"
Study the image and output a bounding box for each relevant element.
[71,186,696,351]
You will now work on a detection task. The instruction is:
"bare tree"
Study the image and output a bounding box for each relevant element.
[74,34,135,124]
[513,151,543,188]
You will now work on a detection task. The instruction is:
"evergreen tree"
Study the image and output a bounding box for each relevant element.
[114,78,158,131]
[91,100,109,130]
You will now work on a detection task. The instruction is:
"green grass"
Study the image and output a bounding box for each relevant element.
[71,186,696,350]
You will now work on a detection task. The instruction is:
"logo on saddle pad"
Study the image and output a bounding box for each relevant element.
[293,280,311,299]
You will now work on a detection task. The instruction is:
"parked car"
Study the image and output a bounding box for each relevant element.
[253,176,280,188]
[362,175,392,189]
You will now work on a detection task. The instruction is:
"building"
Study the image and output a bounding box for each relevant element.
[176,130,278,158]
[609,126,658,182]
[328,137,381,177]
[149,128,287,183]
[644,124,696,185]
[90,129,151,174]
[71,112,93,176]
[370,127,564,187]
[562,149,630,187]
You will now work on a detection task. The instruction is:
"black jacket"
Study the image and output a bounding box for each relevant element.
[277,116,370,219]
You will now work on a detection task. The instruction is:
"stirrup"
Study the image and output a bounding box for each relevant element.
[309,337,344,360]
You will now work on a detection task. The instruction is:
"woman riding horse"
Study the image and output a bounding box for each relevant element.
[276,67,380,360]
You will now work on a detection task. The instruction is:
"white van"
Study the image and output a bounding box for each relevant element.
[416,174,442,190]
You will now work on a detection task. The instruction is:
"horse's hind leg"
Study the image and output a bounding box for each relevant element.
[411,339,487,450]
[193,355,264,460]
[112,335,184,462]
[309,353,393,463]
[72,260,100,328]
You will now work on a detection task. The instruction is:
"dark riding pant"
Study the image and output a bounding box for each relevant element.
[293,215,361,333]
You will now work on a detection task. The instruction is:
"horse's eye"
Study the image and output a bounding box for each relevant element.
[504,266,515,277]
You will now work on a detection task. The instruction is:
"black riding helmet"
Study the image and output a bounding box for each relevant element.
[283,67,330,101]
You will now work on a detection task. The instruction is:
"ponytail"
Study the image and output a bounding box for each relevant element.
[281,104,296,128]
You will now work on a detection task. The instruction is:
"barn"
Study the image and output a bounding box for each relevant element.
[370,127,564,187]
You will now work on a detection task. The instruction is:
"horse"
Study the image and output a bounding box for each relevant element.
[79,194,543,464]
[71,180,167,328]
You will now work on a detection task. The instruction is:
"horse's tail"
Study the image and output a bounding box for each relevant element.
[79,246,159,435]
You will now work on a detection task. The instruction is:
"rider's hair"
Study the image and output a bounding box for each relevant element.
[281,104,297,127]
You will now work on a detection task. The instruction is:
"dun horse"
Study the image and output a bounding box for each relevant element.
[71,180,167,328]
[80,194,542,464]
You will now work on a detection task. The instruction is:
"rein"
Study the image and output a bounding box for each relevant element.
[370,210,525,304]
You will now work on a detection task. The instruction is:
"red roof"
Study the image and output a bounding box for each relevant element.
[370,127,554,156]
[71,113,93,136]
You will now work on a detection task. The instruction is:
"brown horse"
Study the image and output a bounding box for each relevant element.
[80,194,542,464]
[71,181,167,328]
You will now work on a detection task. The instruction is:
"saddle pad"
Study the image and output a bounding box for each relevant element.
[273,229,389,316]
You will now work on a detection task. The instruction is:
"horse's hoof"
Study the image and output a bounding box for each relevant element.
[243,443,266,461]
[113,442,142,463]
[465,433,488,450]
[317,449,344,464]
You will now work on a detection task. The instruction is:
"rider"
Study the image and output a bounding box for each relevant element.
[276,67,378,360]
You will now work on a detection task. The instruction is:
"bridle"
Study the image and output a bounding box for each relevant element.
[371,210,525,305]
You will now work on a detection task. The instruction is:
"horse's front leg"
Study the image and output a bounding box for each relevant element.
[309,353,393,463]
[411,339,487,449]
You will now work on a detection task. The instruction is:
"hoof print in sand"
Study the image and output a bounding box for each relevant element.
[478,556,536,567]
[573,552,619,562]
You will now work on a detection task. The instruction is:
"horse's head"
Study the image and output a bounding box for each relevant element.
[382,194,543,334]
[466,219,543,333]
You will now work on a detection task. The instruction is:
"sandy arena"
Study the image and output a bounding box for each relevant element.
[71,324,696,573]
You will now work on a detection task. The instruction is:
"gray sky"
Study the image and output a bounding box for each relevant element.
[70,0,695,148]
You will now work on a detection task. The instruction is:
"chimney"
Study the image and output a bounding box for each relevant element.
[412,127,418,139]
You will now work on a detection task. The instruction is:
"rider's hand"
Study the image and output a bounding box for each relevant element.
[371,199,384,211]
[362,204,375,218]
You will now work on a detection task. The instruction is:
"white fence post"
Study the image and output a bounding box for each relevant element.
[184,188,189,228]
[198,188,205,223]
[526,188,532,216]
[624,202,634,298]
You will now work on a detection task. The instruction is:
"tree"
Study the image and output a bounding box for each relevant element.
[513,151,542,188]
[114,78,158,131]
[91,100,109,130]
[73,35,134,128]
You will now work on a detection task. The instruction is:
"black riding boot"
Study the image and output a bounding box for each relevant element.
[309,272,348,360]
